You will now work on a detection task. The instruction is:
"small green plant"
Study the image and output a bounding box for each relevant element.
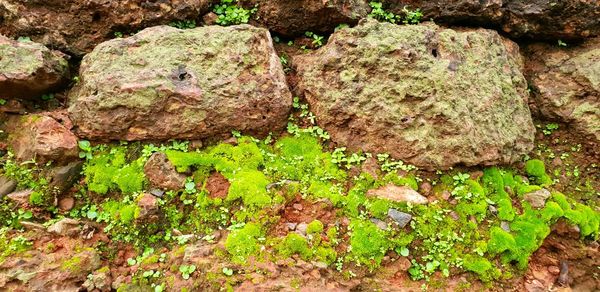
[114,32,124,38]
[179,264,196,280]
[542,123,559,135]
[225,223,264,263]
[41,93,54,101]
[558,40,567,47]
[368,2,422,24]
[78,140,93,159]
[169,19,196,29]
[214,0,257,26]
[304,31,325,48]
[401,6,423,24]
[0,99,6,106]
[222,267,234,276]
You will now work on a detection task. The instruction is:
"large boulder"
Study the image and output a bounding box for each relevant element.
[525,38,600,142]
[0,35,69,100]
[68,25,292,141]
[0,0,213,56]
[295,20,535,170]
[240,0,370,36]
[6,114,79,163]
[382,0,600,40]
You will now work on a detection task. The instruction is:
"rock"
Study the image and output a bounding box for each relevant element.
[47,218,81,236]
[0,35,69,99]
[295,19,534,170]
[82,267,112,292]
[49,161,83,194]
[285,222,298,231]
[525,38,600,142]
[183,242,215,262]
[0,1,213,56]
[419,182,432,196]
[6,189,32,206]
[360,156,380,180]
[206,172,230,199]
[488,205,498,215]
[20,221,46,231]
[523,188,551,208]
[548,266,560,276]
[382,0,600,40]
[394,257,412,272]
[500,221,511,232]
[387,209,412,228]
[144,152,186,191]
[367,184,428,205]
[557,261,570,286]
[295,222,308,236]
[57,197,75,211]
[240,0,369,36]
[68,25,292,141]
[136,193,159,222]
[149,189,165,198]
[0,175,17,197]
[370,218,388,230]
[292,203,303,211]
[7,115,78,163]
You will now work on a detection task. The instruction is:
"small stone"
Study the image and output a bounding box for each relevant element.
[501,221,511,232]
[149,189,164,198]
[184,242,215,262]
[367,184,428,205]
[7,189,33,206]
[488,205,498,215]
[136,193,158,221]
[312,261,328,269]
[292,203,303,211]
[202,12,219,25]
[370,218,388,230]
[57,197,75,211]
[395,257,412,272]
[285,222,298,231]
[295,223,308,236]
[419,182,432,196]
[557,261,569,286]
[548,266,560,275]
[523,188,551,208]
[387,209,412,228]
[50,161,83,194]
[47,218,81,236]
[0,176,17,197]
[20,221,46,231]
[144,152,186,191]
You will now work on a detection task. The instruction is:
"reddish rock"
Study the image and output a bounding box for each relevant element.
[0,0,213,56]
[383,0,600,40]
[206,172,230,199]
[136,193,159,222]
[144,152,186,191]
[7,114,78,163]
[0,35,69,100]
[57,197,75,211]
[524,38,600,143]
[68,25,292,141]
[240,0,369,36]
[366,184,428,205]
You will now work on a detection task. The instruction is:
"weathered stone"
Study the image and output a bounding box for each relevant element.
[57,197,75,211]
[50,161,83,194]
[47,218,81,236]
[383,0,600,40]
[295,222,308,236]
[367,184,428,205]
[370,218,388,230]
[387,209,412,228]
[68,25,292,141]
[525,38,600,142]
[523,188,551,208]
[501,221,511,232]
[144,152,186,191]
[206,172,230,199]
[136,193,159,222]
[0,0,213,56]
[0,175,17,197]
[7,115,78,163]
[295,20,534,170]
[6,189,32,206]
[20,221,46,231]
[183,242,215,262]
[0,35,69,99]
[240,0,369,36]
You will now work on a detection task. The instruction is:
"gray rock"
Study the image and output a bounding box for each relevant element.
[295,222,308,236]
[50,161,83,194]
[7,189,33,206]
[500,221,511,232]
[47,218,81,236]
[0,176,17,197]
[523,188,551,208]
[387,209,412,228]
[149,189,165,198]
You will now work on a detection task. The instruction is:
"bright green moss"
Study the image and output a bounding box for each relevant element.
[278,233,312,260]
[349,219,390,269]
[524,159,552,186]
[462,255,499,282]
[84,147,145,195]
[367,199,390,219]
[315,246,337,265]
[482,168,516,221]
[227,170,271,208]
[101,201,140,224]
[307,220,324,235]
[28,191,44,206]
[225,223,263,264]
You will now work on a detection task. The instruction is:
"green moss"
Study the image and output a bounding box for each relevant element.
[61,255,83,273]
[307,220,324,235]
[463,255,499,282]
[227,170,271,208]
[225,223,263,264]
[84,147,145,195]
[524,159,552,186]
[349,219,390,269]
[277,233,312,260]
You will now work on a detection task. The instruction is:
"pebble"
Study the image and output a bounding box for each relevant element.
[58,197,75,211]
[547,266,560,275]
[370,218,388,230]
[295,222,308,236]
[387,209,412,228]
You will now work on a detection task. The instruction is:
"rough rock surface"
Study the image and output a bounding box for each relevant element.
[0,0,213,56]
[144,152,186,191]
[525,38,600,142]
[7,115,78,163]
[0,35,69,99]
[523,188,551,208]
[241,0,369,36]
[383,0,600,40]
[295,20,535,169]
[68,25,292,141]
[367,184,428,205]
